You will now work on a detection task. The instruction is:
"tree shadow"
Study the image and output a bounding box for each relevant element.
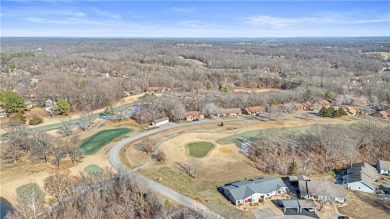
[353,191,390,213]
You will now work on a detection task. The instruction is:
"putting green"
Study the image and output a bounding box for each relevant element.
[187,142,215,157]
[84,164,104,175]
[80,128,131,155]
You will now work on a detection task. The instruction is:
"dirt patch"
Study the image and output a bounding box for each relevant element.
[193,196,202,202]
[219,148,232,153]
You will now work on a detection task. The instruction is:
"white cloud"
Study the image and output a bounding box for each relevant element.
[245,13,390,27]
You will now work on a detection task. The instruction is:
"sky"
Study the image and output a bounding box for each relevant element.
[1,0,389,37]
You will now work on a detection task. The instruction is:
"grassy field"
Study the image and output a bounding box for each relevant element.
[16,183,45,200]
[80,128,132,155]
[84,164,104,175]
[338,190,390,219]
[141,167,253,219]
[187,142,215,157]
[216,124,344,145]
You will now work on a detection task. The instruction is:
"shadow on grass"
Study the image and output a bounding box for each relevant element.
[353,191,390,213]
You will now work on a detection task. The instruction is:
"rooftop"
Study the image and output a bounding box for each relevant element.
[222,177,287,203]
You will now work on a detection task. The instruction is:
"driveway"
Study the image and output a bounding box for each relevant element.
[251,208,276,219]
[108,118,245,218]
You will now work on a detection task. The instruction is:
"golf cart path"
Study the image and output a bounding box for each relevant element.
[109,118,245,219]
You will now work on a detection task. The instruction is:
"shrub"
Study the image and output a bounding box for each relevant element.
[29,115,43,125]
[9,112,26,125]
[155,150,166,162]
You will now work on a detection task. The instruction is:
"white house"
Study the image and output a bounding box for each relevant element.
[221,177,288,205]
[377,160,390,175]
[344,162,378,193]
[152,117,169,126]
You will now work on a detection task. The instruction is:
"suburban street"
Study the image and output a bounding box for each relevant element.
[108,118,247,219]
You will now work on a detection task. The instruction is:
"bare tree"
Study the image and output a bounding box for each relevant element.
[265,105,283,121]
[135,139,156,154]
[183,158,202,179]
[1,124,30,164]
[313,181,332,211]
[44,168,74,204]
[16,183,45,219]
[79,112,91,131]
[201,102,218,117]
[58,117,73,137]
[52,138,66,167]
[155,149,166,162]
[65,135,84,165]
[29,131,53,164]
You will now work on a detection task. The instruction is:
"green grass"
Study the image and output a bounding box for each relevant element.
[84,164,104,175]
[80,128,131,155]
[187,142,215,157]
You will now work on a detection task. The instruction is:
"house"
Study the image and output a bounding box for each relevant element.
[0,107,5,118]
[242,106,264,115]
[180,92,197,99]
[289,175,310,187]
[25,100,34,109]
[372,111,389,119]
[45,99,56,108]
[298,180,347,203]
[152,117,169,126]
[318,100,330,108]
[344,162,378,193]
[303,102,314,111]
[217,108,242,117]
[100,73,110,78]
[221,177,288,205]
[196,89,220,95]
[377,160,390,175]
[346,107,358,116]
[147,87,170,93]
[295,103,307,111]
[185,111,204,121]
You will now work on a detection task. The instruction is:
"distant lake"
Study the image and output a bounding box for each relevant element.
[0,197,13,219]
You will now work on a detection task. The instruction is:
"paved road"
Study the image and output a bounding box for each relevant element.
[108,118,247,219]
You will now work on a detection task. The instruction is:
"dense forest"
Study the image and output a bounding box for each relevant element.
[1,38,389,116]
[1,37,390,219]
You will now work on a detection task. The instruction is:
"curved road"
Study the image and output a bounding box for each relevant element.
[108,118,247,219]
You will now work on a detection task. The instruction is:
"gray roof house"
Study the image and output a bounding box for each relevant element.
[298,179,347,203]
[221,177,288,205]
[377,160,390,175]
[344,162,378,193]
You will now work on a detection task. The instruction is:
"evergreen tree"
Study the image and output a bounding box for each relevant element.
[0,90,26,113]
[289,161,298,175]
[53,99,70,115]
[206,81,213,90]
[337,107,348,116]
[325,90,336,100]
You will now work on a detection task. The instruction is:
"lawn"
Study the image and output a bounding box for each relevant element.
[80,128,131,155]
[215,125,337,145]
[141,167,253,219]
[338,190,390,219]
[84,164,104,175]
[186,142,215,157]
[16,183,45,201]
